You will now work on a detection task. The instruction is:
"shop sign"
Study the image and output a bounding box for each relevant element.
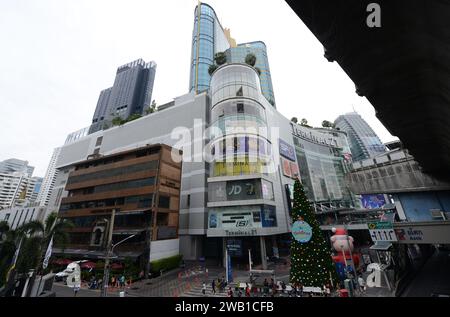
[227,239,242,257]
[368,222,397,242]
[225,229,258,237]
[291,123,339,147]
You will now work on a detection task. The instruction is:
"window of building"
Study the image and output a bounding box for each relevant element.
[95,137,103,147]
[156,213,169,226]
[158,196,170,209]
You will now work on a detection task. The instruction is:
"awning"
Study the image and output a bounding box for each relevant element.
[370,242,393,251]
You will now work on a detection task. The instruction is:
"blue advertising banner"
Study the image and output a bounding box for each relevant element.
[361,194,386,209]
[227,253,233,283]
[279,139,296,161]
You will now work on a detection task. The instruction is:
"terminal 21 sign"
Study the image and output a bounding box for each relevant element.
[291,123,339,147]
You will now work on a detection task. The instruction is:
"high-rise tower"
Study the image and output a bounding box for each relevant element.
[334,112,386,161]
[189,3,276,107]
[189,3,232,94]
[90,59,157,134]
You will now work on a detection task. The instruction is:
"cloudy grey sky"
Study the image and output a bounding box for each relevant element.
[0,0,396,176]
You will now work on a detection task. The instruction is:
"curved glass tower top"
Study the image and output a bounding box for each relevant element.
[189,3,276,108]
[226,41,276,107]
[190,3,231,94]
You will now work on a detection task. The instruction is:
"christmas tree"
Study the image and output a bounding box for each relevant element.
[290,179,336,287]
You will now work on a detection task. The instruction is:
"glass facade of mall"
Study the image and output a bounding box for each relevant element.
[226,42,276,107]
[207,64,279,242]
[209,64,274,178]
[291,127,355,208]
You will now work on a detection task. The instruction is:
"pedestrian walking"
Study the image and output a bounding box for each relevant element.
[212,280,216,294]
[73,284,80,297]
[358,275,366,294]
[245,283,251,297]
[227,287,234,298]
[202,282,207,296]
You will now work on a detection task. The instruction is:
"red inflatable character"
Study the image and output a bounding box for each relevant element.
[330,227,360,269]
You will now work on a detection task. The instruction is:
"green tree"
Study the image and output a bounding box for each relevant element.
[245,53,257,67]
[0,222,21,286]
[290,179,336,287]
[112,116,124,126]
[255,67,262,76]
[300,118,309,126]
[214,52,227,65]
[145,100,158,115]
[291,117,298,124]
[208,64,218,76]
[126,113,142,122]
[322,120,335,129]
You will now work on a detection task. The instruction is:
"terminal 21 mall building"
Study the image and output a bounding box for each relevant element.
[53,63,355,269]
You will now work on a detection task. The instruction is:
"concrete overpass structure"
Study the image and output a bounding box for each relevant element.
[285,0,450,179]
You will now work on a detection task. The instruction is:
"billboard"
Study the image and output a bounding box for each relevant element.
[361,194,386,209]
[279,139,296,161]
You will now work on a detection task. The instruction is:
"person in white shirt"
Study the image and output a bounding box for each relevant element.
[358,276,366,294]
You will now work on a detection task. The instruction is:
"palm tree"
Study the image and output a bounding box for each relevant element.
[0,221,20,286]
[17,212,73,274]
[245,53,257,67]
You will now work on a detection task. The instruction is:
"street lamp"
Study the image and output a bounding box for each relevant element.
[100,233,136,297]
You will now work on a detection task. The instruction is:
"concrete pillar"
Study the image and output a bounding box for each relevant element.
[223,238,227,268]
[260,236,268,270]
[393,194,407,221]
[272,236,279,258]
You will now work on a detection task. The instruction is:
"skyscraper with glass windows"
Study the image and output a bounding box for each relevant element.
[189,3,232,94]
[334,112,386,162]
[189,3,276,107]
[89,59,157,134]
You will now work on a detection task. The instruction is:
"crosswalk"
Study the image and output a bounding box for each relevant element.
[181,281,228,298]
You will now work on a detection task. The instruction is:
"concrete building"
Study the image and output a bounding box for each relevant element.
[0,158,34,177]
[37,147,61,207]
[26,176,43,203]
[49,92,209,261]
[89,59,157,134]
[0,172,28,209]
[334,112,386,162]
[0,204,50,230]
[50,62,356,268]
[54,144,182,267]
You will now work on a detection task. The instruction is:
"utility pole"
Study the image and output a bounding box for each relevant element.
[101,208,116,297]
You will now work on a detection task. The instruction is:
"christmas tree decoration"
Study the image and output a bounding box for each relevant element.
[289,179,337,287]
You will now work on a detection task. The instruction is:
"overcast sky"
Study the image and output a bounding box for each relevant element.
[0,0,396,176]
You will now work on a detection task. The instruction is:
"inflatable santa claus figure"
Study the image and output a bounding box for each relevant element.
[330,227,360,272]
